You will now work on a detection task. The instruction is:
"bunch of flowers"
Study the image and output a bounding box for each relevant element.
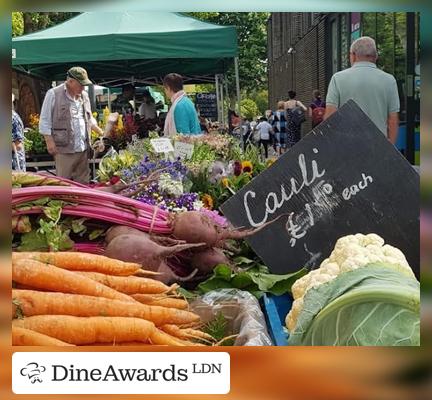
[174,133,233,160]
[135,183,202,212]
[121,158,202,213]
[121,157,187,183]
[24,113,47,155]
[28,113,40,129]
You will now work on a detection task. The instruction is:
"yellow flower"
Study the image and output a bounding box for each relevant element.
[266,158,276,167]
[221,178,230,188]
[201,194,214,210]
[241,161,253,174]
[29,113,40,129]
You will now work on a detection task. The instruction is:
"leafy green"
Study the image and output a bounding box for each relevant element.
[198,264,306,299]
[37,219,74,252]
[71,218,88,235]
[176,287,198,300]
[18,229,49,251]
[89,229,104,240]
[288,264,420,346]
[24,128,47,154]
[203,312,235,346]
[18,217,74,252]
[43,200,63,222]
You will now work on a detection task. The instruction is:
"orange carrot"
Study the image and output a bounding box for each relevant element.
[82,342,154,346]
[12,326,75,346]
[13,316,188,345]
[13,252,141,276]
[77,271,175,295]
[12,290,200,326]
[148,328,200,346]
[131,294,188,310]
[12,259,136,303]
[160,324,215,343]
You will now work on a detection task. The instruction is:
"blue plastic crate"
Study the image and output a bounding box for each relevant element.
[261,294,293,346]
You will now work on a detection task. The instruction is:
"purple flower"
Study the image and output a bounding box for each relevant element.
[233,161,242,176]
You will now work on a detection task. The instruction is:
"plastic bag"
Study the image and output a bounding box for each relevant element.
[190,289,272,346]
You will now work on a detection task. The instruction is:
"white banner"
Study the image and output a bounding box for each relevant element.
[13,352,230,394]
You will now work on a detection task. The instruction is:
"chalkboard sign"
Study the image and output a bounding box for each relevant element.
[196,93,217,120]
[220,100,420,278]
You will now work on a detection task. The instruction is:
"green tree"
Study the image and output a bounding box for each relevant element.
[189,12,269,100]
[240,98,259,120]
[12,12,23,37]
[251,89,269,115]
[12,12,79,36]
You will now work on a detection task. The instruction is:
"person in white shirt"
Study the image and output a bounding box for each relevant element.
[255,116,274,158]
[138,90,157,120]
[39,66,103,184]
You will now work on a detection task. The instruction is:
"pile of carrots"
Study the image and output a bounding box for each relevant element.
[12,252,215,346]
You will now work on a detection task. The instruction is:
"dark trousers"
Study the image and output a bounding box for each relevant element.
[260,139,270,158]
[243,131,252,151]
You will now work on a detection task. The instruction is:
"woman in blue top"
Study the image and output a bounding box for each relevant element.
[163,73,201,136]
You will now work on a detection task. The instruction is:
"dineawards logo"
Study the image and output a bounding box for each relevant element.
[12,352,230,395]
[51,362,189,382]
[20,362,47,384]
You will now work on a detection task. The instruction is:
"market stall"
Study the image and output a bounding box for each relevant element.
[12,12,239,116]
[11,101,420,347]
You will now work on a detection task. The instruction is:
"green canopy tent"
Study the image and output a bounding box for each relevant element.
[12,12,240,118]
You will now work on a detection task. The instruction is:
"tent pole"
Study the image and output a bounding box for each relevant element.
[234,57,241,116]
[215,74,221,123]
[107,88,111,111]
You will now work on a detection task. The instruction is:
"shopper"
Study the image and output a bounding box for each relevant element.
[284,90,307,145]
[111,83,136,115]
[256,116,273,159]
[138,90,157,120]
[12,93,26,171]
[39,66,104,184]
[241,117,252,150]
[270,101,289,155]
[163,73,201,136]
[324,36,400,143]
[309,90,326,128]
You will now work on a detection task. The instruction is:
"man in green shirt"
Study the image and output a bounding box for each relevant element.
[324,36,400,144]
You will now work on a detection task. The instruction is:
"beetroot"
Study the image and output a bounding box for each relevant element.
[105,225,144,244]
[190,247,231,275]
[105,225,186,246]
[171,211,286,248]
[104,234,205,284]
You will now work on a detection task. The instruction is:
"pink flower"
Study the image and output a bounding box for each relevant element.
[200,208,228,227]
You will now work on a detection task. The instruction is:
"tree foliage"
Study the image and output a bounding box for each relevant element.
[251,89,269,115]
[12,12,24,37]
[240,98,259,120]
[12,12,79,36]
[189,13,269,97]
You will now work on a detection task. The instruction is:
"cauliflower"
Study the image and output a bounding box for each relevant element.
[286,233,414,332]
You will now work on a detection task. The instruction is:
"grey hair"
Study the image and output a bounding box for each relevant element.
[350,36,378,58]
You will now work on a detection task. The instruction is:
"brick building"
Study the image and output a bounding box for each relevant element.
[267,12,420,164]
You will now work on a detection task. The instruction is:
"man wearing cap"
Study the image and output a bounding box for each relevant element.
[39,66,104,183]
